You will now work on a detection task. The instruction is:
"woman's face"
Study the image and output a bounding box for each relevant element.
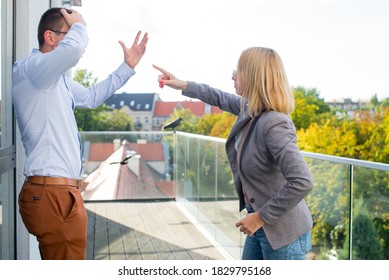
[232,69,243,96]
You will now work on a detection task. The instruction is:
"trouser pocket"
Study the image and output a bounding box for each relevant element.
[18,183,45,236]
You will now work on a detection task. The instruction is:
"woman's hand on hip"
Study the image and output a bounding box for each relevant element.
[236,212,264,236]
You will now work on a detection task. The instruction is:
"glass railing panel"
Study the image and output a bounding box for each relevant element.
[196,138,217,233]
[177,133,389,260]
[175,135,214,232]
[213,139,243,258]
[80,131,175,201]
[304,158,351,260]
[351,166,389,260]
[175,133,243,259]
[174,132,199,219]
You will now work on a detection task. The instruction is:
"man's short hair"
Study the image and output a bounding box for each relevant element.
[37,7,65,47]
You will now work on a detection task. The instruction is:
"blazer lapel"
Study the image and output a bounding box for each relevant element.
[225,107,253,212]
[226,103,252,146]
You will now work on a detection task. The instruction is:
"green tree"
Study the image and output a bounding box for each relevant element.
[93,109,134,131]
[196,112,237,138]
[370,93,380,108]
[209,112,237,139]
[305,159,350,254]
[297,115,358,158]
[75,103,109,131]
[73,68,97,87]
[165,108,199,133]
[196,113,220,136]
[382,97,389,107]
[73,68,104,131]
[352,200,384,259]
[353,108,389,163]
[291,86,331,130]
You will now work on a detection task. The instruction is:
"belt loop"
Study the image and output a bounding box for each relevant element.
[43,176,47,187]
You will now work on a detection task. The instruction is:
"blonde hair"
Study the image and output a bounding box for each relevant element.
[237,47,294,117]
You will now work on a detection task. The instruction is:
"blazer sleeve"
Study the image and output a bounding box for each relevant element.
[182,82,241,116]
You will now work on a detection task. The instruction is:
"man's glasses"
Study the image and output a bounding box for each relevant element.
[49,29,68,35]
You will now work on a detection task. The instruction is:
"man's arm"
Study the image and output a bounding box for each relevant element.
[28,17,88,90]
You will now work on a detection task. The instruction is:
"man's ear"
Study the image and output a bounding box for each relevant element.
[43,30,55,47]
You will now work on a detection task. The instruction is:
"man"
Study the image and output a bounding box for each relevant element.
[12,7,148,259]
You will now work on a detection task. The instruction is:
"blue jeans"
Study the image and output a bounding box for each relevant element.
[242,206,312,260]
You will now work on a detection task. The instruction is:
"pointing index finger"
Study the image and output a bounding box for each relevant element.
[152,64,168,74]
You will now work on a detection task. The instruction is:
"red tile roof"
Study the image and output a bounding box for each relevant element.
[88,143,114,161]
[154,101,223,117]
[127,143,164,161]
[88,142,164,162]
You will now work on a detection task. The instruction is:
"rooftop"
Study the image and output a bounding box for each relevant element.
[104,92,157,111]
[154,100,223,117]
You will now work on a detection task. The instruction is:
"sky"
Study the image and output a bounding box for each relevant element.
[74,0,389,102]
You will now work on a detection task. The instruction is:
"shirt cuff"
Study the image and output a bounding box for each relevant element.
[115,62,136,81]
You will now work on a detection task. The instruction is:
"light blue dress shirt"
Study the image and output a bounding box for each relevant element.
[12,23,135,179]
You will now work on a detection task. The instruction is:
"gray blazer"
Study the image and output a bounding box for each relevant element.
[183,82,314,250]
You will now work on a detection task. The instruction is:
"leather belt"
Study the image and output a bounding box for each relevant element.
[26,176,83,188]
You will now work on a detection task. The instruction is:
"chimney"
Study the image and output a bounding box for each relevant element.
[113,139,121,151]
[127,152,141,178]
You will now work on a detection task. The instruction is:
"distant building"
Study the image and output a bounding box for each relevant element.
[326,98,368,111]
[104,92,159,131]
[104,92,224,132]
[153,100,223,130]
[326,98,369,118]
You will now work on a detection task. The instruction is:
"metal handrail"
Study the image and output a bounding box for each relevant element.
[175,131,389,171]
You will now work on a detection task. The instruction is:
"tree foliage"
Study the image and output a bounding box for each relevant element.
[165,108,200,134]
[291,86,331,130]
[297,115,358,158]
[352,200,384,259]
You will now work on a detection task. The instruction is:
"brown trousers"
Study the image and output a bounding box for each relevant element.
[18,178,87,260]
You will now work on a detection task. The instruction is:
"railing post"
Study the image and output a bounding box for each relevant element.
[174,131,178,199]
[197,137,200,200]
[348,164,353,260]
[215,142,218,202]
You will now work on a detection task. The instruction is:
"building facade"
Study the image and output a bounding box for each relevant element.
[104,92,158,131]
[104,93,224,132]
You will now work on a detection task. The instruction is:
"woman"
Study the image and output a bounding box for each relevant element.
[153,47,314,260]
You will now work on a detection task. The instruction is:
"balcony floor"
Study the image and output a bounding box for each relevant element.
[85,201,229,260]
